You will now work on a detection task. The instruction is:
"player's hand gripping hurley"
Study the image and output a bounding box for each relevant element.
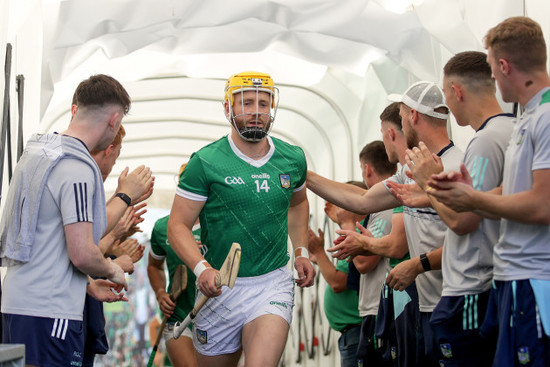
[146,265,187,367]
[173,242,241,339]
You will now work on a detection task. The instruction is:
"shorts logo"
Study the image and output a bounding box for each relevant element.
[225,176,245,185]
[270,300,288,309]
[391,346,397,360]
[71,351,83,366]
[279,174,290,189]
[517,346,530,365]
[51,318,69,340]
[440,343,453,358]
[196,328,208,344]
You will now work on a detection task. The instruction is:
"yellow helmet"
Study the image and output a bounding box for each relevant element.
[224,71,279,142]
[224,71,277,107]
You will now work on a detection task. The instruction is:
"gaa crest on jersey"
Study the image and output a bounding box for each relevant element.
[279,174,291,189]
[440,343,453,358]
[517,346,530,365]
[196,328,208,344]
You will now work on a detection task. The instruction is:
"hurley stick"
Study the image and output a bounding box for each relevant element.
[147,264,187,367]
[173,242,241,339]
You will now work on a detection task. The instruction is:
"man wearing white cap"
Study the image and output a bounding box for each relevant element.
[307,81,463,366]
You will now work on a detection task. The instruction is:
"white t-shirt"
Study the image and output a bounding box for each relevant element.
[2,157,100,321]
[494,87,550,281]
[384,143,463,312]
[442,114,514,296]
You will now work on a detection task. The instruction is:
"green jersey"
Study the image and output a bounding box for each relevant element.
[150,215,199,323]
[177,135,307,277]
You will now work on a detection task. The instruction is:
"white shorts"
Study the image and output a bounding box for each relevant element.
[192,266,295,356]
[164,321,193,342]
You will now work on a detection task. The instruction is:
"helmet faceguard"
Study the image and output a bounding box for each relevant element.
[224,71,279,142]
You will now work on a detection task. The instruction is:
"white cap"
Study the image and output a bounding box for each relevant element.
[388,81,449,120]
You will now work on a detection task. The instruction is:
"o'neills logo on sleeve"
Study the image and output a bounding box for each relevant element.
[279,174,290,188]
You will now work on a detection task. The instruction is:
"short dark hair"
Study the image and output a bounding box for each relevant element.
[484,16,547,73]
[359,140,397,176]
[380,102,402,130]
[444,51,494,92]
[73,74,131,114]
[346,180,367,190]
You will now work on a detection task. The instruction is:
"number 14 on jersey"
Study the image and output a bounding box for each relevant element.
[255,180,270,192]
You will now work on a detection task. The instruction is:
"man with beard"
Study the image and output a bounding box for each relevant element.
[167,71,315,367]
[399,51,514,367]
[307,81,463,366]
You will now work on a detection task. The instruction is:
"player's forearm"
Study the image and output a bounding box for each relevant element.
[412,247,442,273]
[147,263,167,298]
[353,254,381,274]
[288,197,309,251]
[167,221,205,269]
[105,197,128,234]
[99,232,116,255]
[430,197,481,236]
[361,215,408,259]
[307,171,388,214]
[471,188,550,224]
[313,250,347,292]
[362,235,405,259]
[427,247,442,270]
[70,244,118,279]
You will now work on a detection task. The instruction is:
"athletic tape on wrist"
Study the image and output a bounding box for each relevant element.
[193,260,210,279]
[294,246,309,260]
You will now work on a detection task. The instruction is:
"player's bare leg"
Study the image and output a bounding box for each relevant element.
[241,315,290,367]
[195,348,242,367]
[166,335,198,367]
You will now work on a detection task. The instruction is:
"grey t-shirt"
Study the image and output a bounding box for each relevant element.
[442,114,514,296]
[384,144,463,312]
[358,208,393,316]
[494,87,550,280]
[2,157,99,321]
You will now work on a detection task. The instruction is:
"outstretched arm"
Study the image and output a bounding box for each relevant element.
[328,213,408,260]
[429,165,550,225]
[307,170,400,214]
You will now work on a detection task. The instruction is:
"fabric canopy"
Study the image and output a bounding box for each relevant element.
[1,0,548,212]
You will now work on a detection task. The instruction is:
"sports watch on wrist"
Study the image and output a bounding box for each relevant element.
[115,192,132,206]
[419,253,432,272]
